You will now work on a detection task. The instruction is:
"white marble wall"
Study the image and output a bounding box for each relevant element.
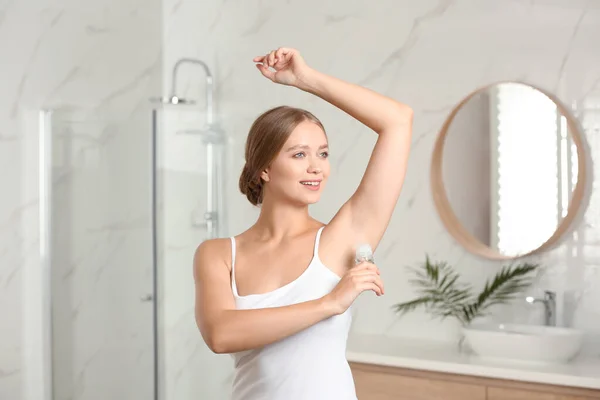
[162,0,600,398]
[0,0,162,399]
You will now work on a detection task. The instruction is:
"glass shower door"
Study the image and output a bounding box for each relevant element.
[48,108,155,400]
[153,105,233,400]
[45,103,234,400]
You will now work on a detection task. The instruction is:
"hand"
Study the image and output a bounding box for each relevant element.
[323,262,384,315]
[253,47,310,87]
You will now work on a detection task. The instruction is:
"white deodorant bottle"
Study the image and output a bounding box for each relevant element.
[355,243,375,265]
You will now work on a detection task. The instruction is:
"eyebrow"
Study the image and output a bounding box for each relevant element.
[285,144,329,152]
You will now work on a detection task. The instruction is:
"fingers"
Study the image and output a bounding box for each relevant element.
[374,275,384,295]
[255,63,275,81]
[352,262,380,275]
[275,48,286,61]
[253,47,293,67]
[359,282,383,296]
[267,50,277,67]
[274,47,292,65]
[366,274,384,295]
[350,270,384,295]
[253,50,277,69]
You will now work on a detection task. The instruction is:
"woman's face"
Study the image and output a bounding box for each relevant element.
[262,120,330,206]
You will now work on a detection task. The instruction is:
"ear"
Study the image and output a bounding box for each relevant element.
[260,168,270,182]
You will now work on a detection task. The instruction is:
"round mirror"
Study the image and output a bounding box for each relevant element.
[431,82,587,259]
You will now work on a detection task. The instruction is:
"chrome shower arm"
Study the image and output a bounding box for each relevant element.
[170,58,214,125]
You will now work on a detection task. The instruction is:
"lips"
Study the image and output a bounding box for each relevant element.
[300,180,322,191]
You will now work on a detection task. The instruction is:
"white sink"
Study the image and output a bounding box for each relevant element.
[462,323,584,364]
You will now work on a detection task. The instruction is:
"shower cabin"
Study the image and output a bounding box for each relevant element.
[34,58,234,400]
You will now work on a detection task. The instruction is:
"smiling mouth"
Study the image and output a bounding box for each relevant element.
[300,180,322,190]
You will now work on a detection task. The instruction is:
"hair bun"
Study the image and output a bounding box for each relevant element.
[239,163,263,206]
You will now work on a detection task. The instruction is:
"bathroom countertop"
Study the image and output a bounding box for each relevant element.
[346,334,600,390]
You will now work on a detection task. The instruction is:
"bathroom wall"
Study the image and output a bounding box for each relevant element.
[0,1,162,399]
[162,1,600,397]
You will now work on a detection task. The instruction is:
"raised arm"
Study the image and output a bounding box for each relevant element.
[305,69,412,250]
[256,48,413,252]
[194,239,383,353]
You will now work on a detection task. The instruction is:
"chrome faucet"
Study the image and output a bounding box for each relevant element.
[526,290,556,326]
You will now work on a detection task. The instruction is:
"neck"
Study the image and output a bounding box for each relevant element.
[253,196,314,240]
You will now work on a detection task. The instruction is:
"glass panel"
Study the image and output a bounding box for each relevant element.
[49,108,154,400]
[48,103,233,400]
[154,104,233,400]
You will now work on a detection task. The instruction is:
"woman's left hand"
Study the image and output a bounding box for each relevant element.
[253,47,310,87]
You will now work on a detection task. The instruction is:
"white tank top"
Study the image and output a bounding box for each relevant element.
[229,227,357,400]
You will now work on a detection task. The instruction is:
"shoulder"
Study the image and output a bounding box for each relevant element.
[194,237,231,259]
[193,238,233,280]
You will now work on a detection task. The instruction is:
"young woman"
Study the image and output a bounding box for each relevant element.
[194,47,413,400]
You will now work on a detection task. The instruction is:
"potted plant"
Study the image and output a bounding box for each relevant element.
[392,256,540,347]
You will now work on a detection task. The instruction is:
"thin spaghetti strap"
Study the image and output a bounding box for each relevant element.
[313,226,325,259]
[230,237,239,296]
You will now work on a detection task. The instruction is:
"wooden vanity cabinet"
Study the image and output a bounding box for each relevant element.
[349,362,600,400]
[486,387,594,400]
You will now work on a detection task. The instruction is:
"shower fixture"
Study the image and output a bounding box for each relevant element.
[150,58,225,239]
[159,58,214,124]
[151,96,196,105]
[149,57,213,115]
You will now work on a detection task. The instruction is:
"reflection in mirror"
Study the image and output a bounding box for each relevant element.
[440,82,580,258]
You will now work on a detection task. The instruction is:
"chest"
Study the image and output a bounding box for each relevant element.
[234,240,316,297]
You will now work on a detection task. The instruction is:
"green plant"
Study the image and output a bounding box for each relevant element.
[392,256,540,326]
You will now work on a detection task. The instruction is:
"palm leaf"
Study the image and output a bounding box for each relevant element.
[393,297,436,316]
[392,256,540,326]
[392,255,472,324]
[466,262,539,318]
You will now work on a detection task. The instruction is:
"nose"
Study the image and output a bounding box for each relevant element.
[307,153,325,174]
[308,162,322,174]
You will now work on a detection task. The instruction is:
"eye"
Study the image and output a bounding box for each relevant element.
[293,152,306,158]
[320,151,329,158]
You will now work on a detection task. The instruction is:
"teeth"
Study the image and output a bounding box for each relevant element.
[301,182,319,186]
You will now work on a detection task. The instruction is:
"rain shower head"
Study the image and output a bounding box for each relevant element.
[149,58,214,123]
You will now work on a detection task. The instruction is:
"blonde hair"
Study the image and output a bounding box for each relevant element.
[239,106,326,206]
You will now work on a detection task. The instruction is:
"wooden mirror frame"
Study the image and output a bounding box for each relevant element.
[430,81,588,260]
